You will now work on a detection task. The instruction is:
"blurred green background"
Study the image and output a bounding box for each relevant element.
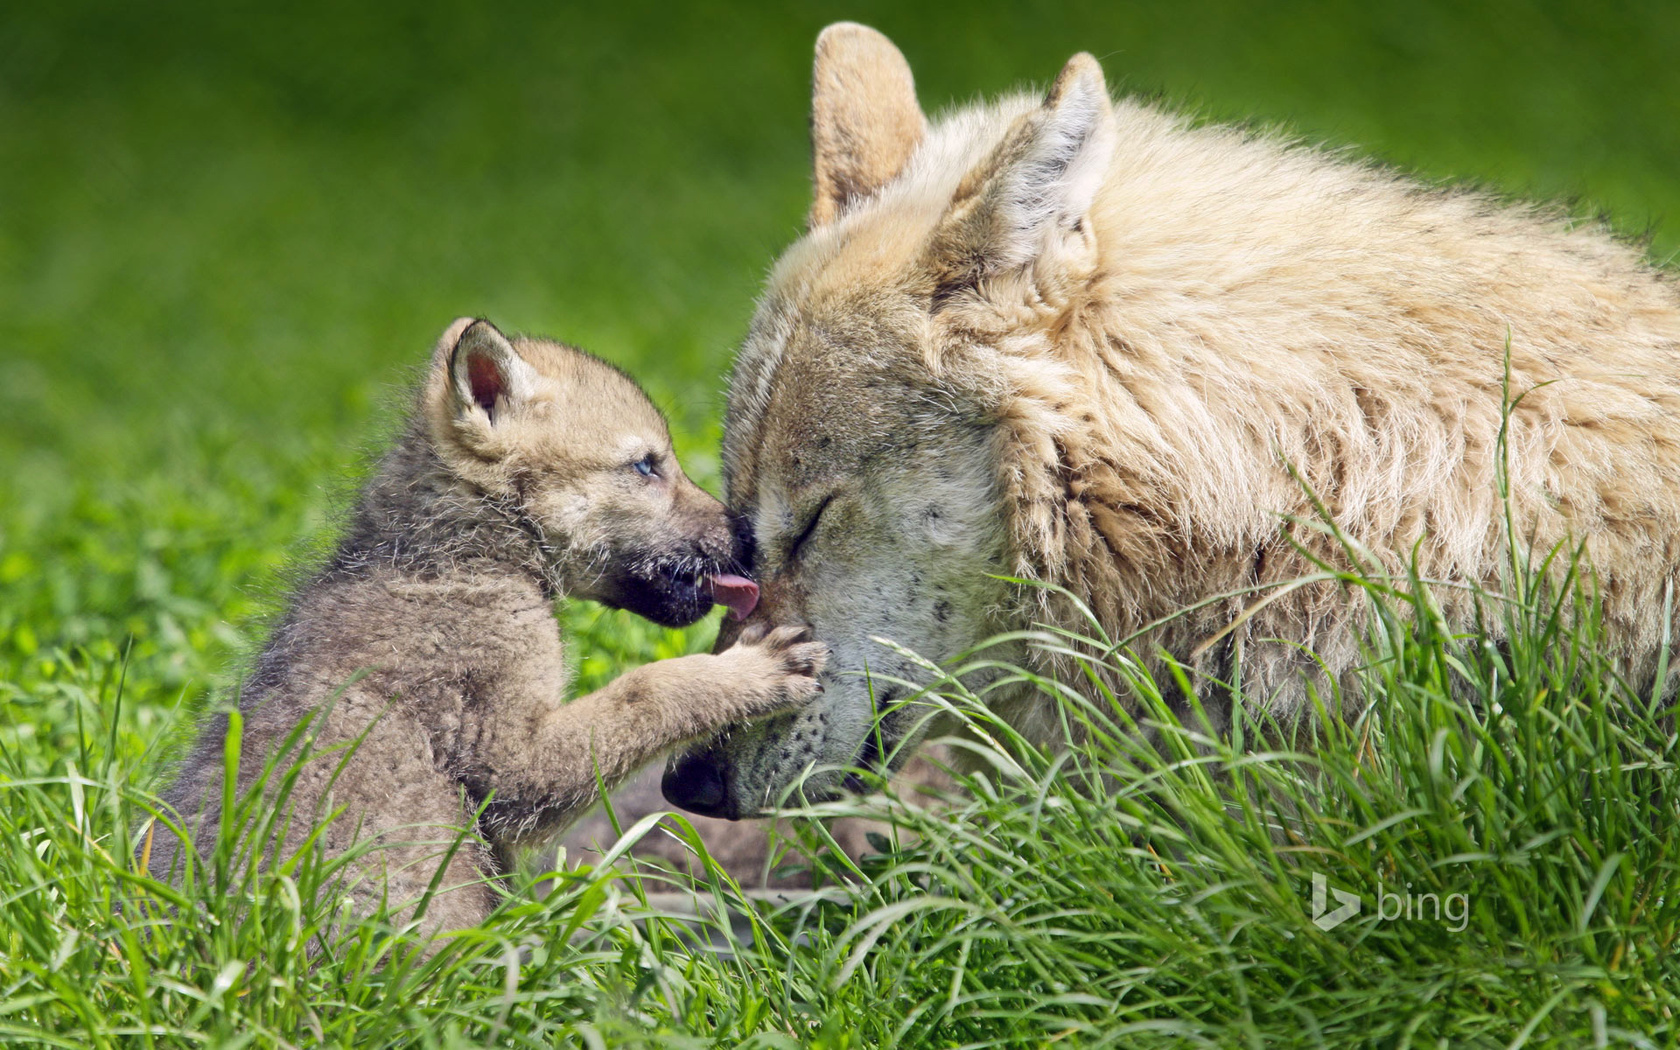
[3,0,1678,769]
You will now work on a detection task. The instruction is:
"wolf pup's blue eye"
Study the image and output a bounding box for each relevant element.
[633,455,657,478]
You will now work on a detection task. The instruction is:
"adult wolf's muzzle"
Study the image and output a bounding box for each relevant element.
[661,744,736,819]
[662,609,804,820]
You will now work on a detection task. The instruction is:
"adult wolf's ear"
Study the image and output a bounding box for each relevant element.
[933,53,1115,280]
[808,22,926,228]
[442,318,537,425]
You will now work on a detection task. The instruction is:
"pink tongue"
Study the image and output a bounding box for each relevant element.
[707,574,760,622]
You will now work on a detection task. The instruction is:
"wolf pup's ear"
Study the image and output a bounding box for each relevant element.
[933,53,1114,282]
[446,319,537,425]
[808,22,926,228]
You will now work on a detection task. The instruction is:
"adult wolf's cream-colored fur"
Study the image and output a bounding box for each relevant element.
[153,318,824,937]
[661,23,1680,819]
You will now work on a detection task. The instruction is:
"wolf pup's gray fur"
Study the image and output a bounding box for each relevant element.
[150,317,824,936]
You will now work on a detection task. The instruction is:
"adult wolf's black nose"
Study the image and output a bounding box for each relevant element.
[662,751,736,820]
[726,509,756,574]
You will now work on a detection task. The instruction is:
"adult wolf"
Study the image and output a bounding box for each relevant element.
[662,22,1680,819]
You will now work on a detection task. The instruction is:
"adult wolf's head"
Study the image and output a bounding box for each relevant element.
[662,25,1118,818]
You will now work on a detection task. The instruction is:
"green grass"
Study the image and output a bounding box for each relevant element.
[770,553,1680,1046]
[4,0,1680,1045]
[5,497,1678,1045]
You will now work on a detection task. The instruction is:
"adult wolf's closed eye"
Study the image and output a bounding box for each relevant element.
[661,21,1680,820]
[785,494,833,563]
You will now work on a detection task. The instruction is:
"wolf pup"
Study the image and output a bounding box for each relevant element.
[150,317,824,935]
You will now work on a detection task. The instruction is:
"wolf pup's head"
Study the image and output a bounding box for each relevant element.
[422,318,757,628]
[663,24,1116,817]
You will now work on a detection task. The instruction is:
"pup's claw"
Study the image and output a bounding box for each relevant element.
[722,622,829,718]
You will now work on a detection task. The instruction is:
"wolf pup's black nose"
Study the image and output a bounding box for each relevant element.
[662,751,735,820]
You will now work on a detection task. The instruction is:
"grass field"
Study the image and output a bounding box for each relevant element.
[4,1,1680,1045]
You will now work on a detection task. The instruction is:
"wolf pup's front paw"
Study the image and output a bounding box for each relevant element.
[721,622,829,721]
